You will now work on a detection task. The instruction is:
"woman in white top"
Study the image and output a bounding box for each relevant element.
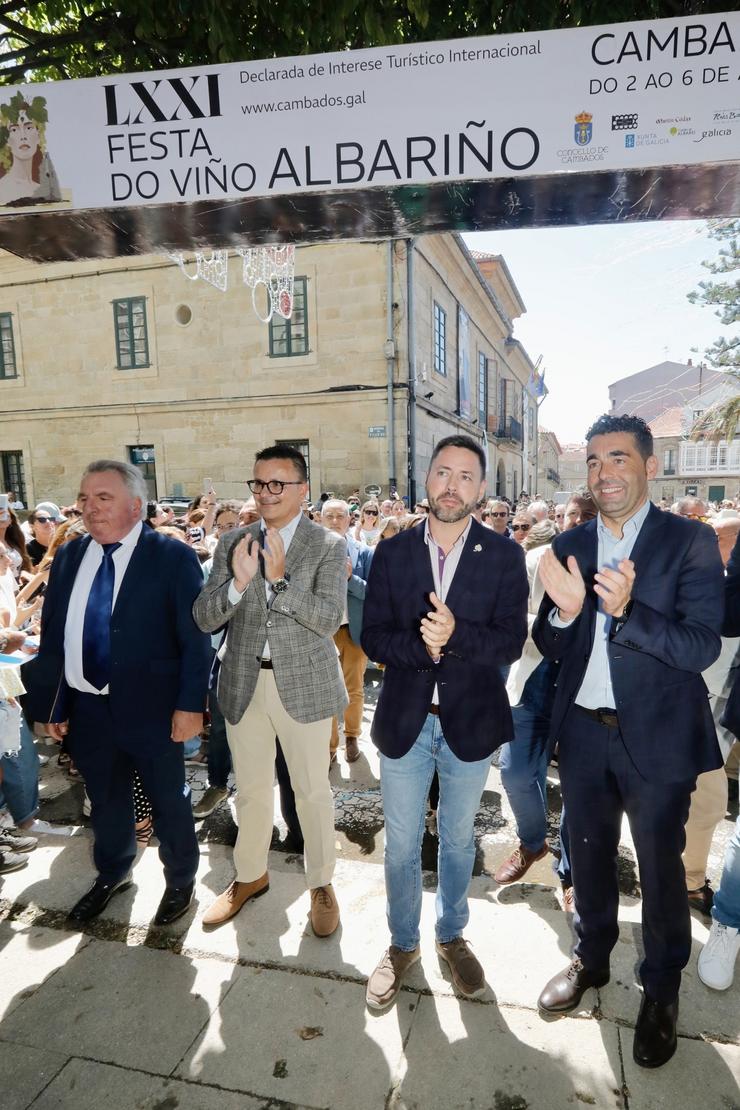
[353,500,381,544]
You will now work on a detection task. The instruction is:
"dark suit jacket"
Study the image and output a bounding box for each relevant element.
[24,526,211,752]
[721,530,740,739]
[361,517,528,762]
[346,536,374,646]
[532,503,724,783]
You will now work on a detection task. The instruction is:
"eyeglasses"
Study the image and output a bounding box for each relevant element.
[247,479,304,495]
[34,516,54,524]
[363,509,379,517]
[511,524,530,532]
[490,511,508,518]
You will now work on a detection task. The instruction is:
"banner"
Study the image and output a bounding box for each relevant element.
[0,12,737,218]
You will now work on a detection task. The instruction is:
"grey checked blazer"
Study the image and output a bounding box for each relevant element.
[192,515,349,725]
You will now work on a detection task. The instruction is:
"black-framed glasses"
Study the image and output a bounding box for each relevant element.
[247,479,304,495]
[364,509,379,517]
[511,523,530,532]
[490,511,508,518]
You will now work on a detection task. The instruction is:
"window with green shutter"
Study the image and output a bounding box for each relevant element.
[113,297,150,369]
[269,277,308,357]
[0,313,17,379]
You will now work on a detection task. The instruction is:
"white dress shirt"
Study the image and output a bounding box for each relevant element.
[64,521,143,694]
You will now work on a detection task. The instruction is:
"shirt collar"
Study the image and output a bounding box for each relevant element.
[597,497,651,542]
[91,520,142,552]
[261,510,304,545]
[424,515,473,552]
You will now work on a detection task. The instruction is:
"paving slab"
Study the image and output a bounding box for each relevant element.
[178,964,412,1109]
[0,1040,69,1110]
[623,1035,740,1109]
[598,921,740,1046]
[0,920,90,1020]
[392,993,624,1110]
[0,936,233,1075]
[31,1058,322,1110]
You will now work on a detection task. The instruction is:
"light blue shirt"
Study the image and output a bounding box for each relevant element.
[553,498,651,710]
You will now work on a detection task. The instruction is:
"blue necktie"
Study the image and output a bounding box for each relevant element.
[82,542,121,691]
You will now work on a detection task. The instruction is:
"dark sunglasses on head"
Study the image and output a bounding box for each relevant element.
[511,523,530,532]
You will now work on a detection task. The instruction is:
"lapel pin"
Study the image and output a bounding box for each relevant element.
[473,544,482,552]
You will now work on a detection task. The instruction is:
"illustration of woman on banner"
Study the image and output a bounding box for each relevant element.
[0,92,61,207]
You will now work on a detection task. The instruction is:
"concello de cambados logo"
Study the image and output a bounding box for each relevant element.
[574,111,593,146]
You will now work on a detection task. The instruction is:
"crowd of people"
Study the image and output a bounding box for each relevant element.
[0,413,739,1071]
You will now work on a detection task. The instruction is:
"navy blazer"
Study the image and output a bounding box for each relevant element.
[532,503,724,783]
[24,526,212,752]
[361,518,528,762]
[346,536,374,645]
[721,530,740,739]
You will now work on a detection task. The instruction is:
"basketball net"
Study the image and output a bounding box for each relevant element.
[167,245,295,322]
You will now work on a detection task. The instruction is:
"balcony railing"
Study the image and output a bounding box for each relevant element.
[680,439,740,476]
[495,416,523,445]
[546,467,561,485]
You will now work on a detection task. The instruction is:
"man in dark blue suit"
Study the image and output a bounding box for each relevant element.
[25,460,211,927]
[362,435,528,1010]
[533,414,724,1068]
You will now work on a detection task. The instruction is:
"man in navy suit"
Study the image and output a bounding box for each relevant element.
[321,498,374,764]
[25,460,211,927]
[362,435,528,1010]
[533,414,724,1068]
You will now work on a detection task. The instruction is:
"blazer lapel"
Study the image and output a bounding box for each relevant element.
[411,521,436,600]
[624,502,667,574]
[111,527,150,616]
[53,534,92,631]
[444,520,484,611]
[284,514,313,579]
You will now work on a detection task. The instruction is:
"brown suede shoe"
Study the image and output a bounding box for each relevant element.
[436,937,485,998]
[366,946,421,1010]
[345,736,360,763]
[202,873,269,927]
[310,883,340,937]
[494,842,549,885]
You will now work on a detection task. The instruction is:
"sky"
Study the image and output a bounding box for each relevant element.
[462,220,731,445]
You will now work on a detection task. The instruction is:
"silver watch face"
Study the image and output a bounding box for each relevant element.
[272,578,288,592]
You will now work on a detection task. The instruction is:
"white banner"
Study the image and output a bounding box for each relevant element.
[0,12,737,217]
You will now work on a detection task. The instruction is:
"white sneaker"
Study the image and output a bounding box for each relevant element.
[698,920,740,991]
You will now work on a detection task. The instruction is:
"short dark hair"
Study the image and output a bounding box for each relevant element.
[254,445,307,482]
[428,434,486,477]
[584,414,654,460]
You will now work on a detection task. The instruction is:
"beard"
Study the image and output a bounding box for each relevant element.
[427,490,478,524]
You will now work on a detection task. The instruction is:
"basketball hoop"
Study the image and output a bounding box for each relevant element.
[238,245,295,324]
[166,244,295,322]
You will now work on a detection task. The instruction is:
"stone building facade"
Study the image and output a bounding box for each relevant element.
[536,429,562,498]
[0,233,540,507]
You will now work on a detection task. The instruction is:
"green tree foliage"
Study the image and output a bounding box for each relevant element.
[688,220,740,443]
[0,0,731,84]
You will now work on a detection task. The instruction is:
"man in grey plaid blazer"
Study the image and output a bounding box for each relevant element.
[192,445,348,935]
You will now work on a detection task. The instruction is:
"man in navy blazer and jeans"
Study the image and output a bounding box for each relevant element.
[533,414,724,1068]
[25,460,211,928]
[362,435,528,1009]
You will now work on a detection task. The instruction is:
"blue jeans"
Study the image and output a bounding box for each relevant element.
[712,814,740,930]
[380,713,491,951]
[499,659,554,854]
[0,715,39,825]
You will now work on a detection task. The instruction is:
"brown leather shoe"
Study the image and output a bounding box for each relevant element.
[436,937,485,998]
[345,736,360,763]
[202,873,269,927]
[310,883,340,937]
[366,946,421,1010]
[494,842,549,885]
[538,958,610,1014]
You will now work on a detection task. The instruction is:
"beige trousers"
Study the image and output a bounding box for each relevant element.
[225,669,336,890]
[330,624,367,754]
[683,767,728,890]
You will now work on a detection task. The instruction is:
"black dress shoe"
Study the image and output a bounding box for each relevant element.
[154,882,195,926]
[67,876,132,925]
[538,958,610,1014]
[633,995,678,1068]
[687,880,714,918]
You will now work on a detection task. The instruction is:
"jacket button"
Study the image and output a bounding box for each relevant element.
[266,620,272,627]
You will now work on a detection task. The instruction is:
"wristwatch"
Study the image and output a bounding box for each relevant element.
[611,599,633,635]
[271,575,290,594]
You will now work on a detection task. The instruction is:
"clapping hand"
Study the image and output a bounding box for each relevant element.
[231,535,260,592]
[421,591,456,660]
[262,528,286,583]
[538,548,586,622]
[594,558,634,617]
